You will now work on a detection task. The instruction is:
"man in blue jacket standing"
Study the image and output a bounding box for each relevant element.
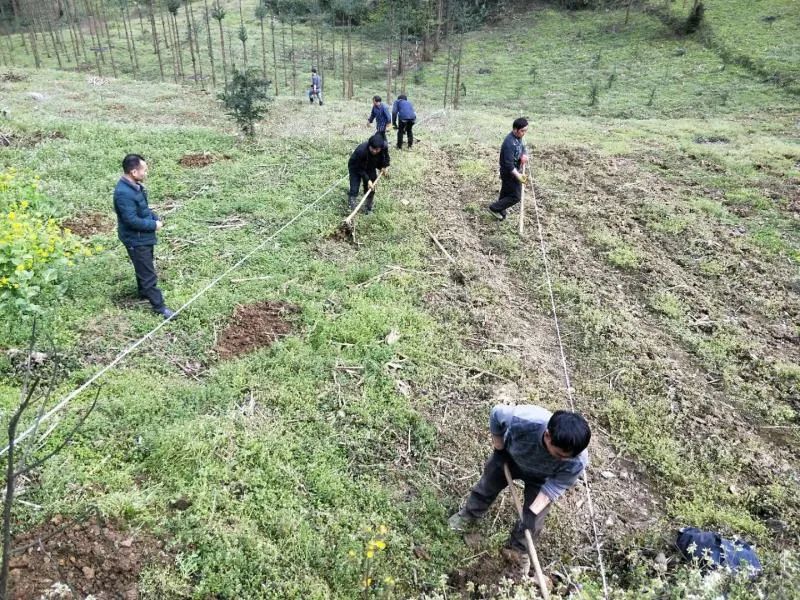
[113,154,175,319]
[367,95,392,140]
[449,404,590,578]
[488,117,529,221]
[391,94,417,150]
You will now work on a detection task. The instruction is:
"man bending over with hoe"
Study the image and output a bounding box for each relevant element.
[449,404,590,579]
[347,134,390,214]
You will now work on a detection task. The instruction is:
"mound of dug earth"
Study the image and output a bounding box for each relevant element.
[8,514,170,599]
[215,300,299,358]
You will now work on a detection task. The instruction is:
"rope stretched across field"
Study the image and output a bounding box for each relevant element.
[0,174,347,457]
[1,108,447,458]
[525,162,610,598]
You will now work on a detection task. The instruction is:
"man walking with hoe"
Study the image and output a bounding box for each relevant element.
[367,95,392,140]
[449,404,590,580]
[392,94,417,150]
[113,154,175,320]
[347,134,390,214]
[488,117,529,221]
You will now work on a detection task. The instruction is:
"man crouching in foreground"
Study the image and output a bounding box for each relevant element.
[449,405,590,577]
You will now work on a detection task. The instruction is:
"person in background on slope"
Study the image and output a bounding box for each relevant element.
[449,404,590,579]
[308,67,323,105]
[391,94,417,150]
[113,154,175,320]
[488,117,529,221]
[367,95,392,140]
[347,134,391,214]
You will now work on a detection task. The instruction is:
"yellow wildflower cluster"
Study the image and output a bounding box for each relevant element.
[0,169,91,315]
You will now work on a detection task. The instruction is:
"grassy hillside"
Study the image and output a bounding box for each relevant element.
[1,2,799,598]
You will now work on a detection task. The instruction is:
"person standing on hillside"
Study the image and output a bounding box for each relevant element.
[347,134,391,214]
[308,67,323,105]
[488,117,529,221]
[367,95,392,140]
[391,94,417,150]
[448,404,590,578]
[113,154,175,320]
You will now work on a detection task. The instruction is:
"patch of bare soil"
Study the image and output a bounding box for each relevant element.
[178,152,216,168]
[215,301,299,358]
[0,71,27,82]
[8,514,171,600]
[62,212,111,238]
[0,130,66,148]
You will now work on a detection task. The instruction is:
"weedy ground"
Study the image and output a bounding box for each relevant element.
[0,2,798,598]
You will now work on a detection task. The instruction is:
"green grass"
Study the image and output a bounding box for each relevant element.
[1,2,800,597]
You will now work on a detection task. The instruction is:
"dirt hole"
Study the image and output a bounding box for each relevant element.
[0,72,27,82]
[179,152,217,168]
[8,514,171,600]
[62,212,111,238]
[0,130,66,148]
[215,301,299,358]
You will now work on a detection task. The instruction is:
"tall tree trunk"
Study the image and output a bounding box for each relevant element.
[81,0,103,73]
[434,0,443,51]
[270,14,278,94]
[184,1,199,84]
[39,0,64,68]
[216,16,227,85]
[258,17,267,80]
[97,0,118,77]
[202,0,216,87]
[188,0,204,88]
[280,13,287,87]
[147,0,164,80]
[65,0,89,67]
[452,33,462,109]
[346,18,353,98]
[340,25,345,98]
[238,0,246,68]
[171,12,184,79]
[443,41,451,109]
[121,2,138,75]
[290,16,296,95]
[125,2,140,73]
[137,1,146,35]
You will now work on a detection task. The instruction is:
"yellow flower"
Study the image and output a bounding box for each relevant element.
[375,540,386,550]
[366,550,374,559]
[384,576,395,585]
[347,550,356,558]
[361,578,372,588]
[378,524,388,535]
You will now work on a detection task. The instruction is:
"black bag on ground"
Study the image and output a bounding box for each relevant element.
[676,527,762,578]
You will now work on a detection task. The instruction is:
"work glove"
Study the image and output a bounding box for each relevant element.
[519,174,528,184]
[381,167,389,176]
[521,507,538,533]
[367,179,375,190]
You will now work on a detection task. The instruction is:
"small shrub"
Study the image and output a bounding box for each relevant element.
[0,169,94,317]
[684,1,705,35]
[607,65,617,89]
[218,67,272,137]
[588,79,600,106]
[646,87,656,107]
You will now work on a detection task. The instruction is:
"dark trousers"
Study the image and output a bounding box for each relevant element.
[489,175,522,212]
[125,245,164,310]
[397,119,415,148]
[463,451,552,551]
[348,172,375,211]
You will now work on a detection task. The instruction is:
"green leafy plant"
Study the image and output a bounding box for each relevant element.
[218,67,272,137]
[0,169,94,317]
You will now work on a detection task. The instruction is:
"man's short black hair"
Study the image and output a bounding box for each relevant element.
[547,410,591,456]
[122,154,145,174]
[311,67,317,73]
[368,134,384,149]
[398,94,407,101]
[373,95,382,103]
[512,117,529,131]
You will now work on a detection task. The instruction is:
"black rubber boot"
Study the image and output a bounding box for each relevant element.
[348,195,358,211]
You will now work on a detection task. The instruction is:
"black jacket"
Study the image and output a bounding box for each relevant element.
[113,177,158,247]
[348,140,391,180]
[499,132,526,178]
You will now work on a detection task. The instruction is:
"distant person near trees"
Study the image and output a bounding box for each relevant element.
[113,154,175,320]
[308,67,323,105]
[391,94,417,150]
[367,95,392,140]
[449,405,591,578]
[347,134,390,214]
[488,117,529,221]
